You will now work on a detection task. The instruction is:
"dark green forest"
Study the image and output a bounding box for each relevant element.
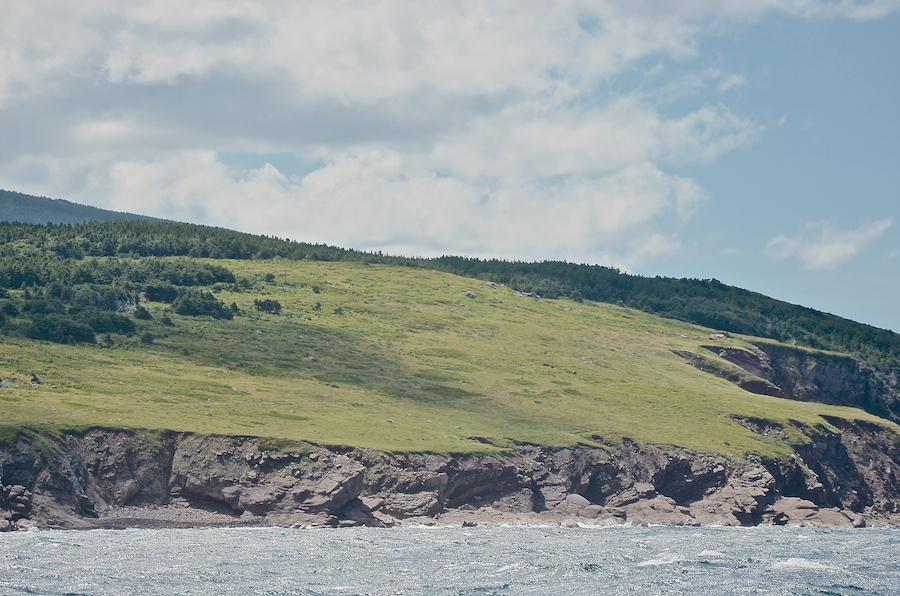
[0,219,897,373]
[0,189,158,225]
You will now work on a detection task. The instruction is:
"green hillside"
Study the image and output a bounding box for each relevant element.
[1,253,895,460]
[2,218,897,373]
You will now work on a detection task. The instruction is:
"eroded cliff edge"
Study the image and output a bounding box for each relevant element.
[695,342,900,423]
[2,416,899,531]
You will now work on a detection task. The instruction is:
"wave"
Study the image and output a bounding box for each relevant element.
[771,558,838,571]
[637,553,682,566]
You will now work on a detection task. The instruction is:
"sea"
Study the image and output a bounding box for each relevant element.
[1,525,898,595]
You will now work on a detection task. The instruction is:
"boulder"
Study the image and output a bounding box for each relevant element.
[623,495,697,526]
[688,463,774,526]
[764,497,858,527]
[337,498,386,527]
[553,493,591,515]
[380,492,442,519]
[577,504,605,519]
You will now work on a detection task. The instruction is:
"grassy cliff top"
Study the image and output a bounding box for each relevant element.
[1,258,894,459]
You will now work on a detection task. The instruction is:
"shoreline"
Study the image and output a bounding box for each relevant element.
[15,503,900,531]
[4,423,900,532]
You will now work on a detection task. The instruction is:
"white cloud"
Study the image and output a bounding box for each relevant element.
[423,99,760,189]
[718,74,748,92]
[775,0,900,19]
[766,219,893,270]
[91,150,703,267]
[658,104,762,164]
[0,0,896,267]
[0,1,698,107]
[3,1,895,107]
[69,118,162,147]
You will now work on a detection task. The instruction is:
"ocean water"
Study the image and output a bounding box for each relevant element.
[1,525,899,595]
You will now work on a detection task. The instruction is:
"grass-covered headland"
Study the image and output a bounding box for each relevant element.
[2,219,897,372]
[0,220,897,459]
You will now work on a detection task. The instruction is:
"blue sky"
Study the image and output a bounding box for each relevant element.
[1,1,897,331]
[642,11,900,330]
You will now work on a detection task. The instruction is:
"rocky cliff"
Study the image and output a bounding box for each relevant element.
[2,417,899,530]
[705,343,900,422]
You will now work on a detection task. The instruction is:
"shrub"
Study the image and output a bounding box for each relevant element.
[254,298,282,314]
[172,289,233,320]
[133,305,152,320]
[27,314,95,344]
[145,284,180,303]
[70,307,136,334]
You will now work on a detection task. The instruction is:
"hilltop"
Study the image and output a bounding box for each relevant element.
[0,189,159,225]
[2,190,897,373]
[0,202,898,530]
[0,216,897,374]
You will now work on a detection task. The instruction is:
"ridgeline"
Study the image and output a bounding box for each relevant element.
[1,217,897,373]
[0,189,159,226]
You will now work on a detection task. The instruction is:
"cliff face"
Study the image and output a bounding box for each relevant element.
[2,420,899,530]
[705,344,900,423]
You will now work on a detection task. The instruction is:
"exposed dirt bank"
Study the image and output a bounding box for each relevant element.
[2,417,899,531]
[706,343,900,423]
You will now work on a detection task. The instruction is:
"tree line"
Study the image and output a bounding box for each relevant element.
[0,220,896,372]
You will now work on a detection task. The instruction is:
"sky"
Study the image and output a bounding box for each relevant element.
[1,0,898,331]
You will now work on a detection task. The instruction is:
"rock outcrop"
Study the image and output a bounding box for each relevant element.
[1,419,899,530]
[706,344,900,422]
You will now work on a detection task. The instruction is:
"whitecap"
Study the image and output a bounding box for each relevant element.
[576,520,625,529]
[495,562,528,573]
[772,558,837,571]
[637,553,681,566]
[698,550,726,558]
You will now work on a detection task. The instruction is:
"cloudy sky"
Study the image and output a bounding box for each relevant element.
[2,1,898,331]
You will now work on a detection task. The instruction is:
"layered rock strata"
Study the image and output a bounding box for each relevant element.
[2,418,899,530]
[706,344,900,423]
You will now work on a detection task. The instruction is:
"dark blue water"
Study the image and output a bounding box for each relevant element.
[2,525,898,595]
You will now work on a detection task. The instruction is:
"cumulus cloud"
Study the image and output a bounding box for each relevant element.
[5,1,893,108]
[0,0,896,266]
[766,219,894,270]
[94,150,704,267]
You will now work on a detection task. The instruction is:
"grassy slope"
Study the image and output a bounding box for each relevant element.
[1,258,895,459]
